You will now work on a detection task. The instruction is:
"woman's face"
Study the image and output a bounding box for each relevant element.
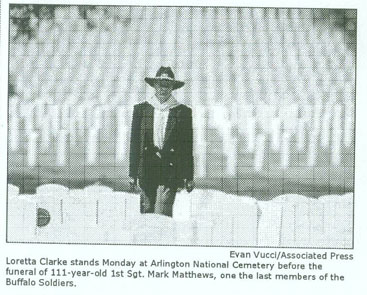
[154,81,173,103]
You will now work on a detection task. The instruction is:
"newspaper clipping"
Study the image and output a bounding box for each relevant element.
[1,0,366,294]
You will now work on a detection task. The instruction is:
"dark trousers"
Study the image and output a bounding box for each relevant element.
[140,184,177,217]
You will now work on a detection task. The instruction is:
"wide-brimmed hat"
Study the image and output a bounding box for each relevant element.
[145,66,185,90]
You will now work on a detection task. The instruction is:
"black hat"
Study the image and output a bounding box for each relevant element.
[145,66,185,90]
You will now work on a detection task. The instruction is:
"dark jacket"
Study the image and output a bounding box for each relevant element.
[129,102,194,188]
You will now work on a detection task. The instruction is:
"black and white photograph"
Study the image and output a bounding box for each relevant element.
[6,4,355,248]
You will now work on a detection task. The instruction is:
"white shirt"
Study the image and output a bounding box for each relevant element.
[147,95,180,149]
[154,108,170,149]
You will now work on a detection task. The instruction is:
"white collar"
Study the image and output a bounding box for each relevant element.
[147,95,180,111]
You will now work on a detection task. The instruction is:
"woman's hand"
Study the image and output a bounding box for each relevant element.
[129,177,138,192]
[185,180,195,193]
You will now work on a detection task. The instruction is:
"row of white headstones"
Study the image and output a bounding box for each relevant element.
[7,184,353,247]
[9,98,354,175]
[9,5,354,109]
